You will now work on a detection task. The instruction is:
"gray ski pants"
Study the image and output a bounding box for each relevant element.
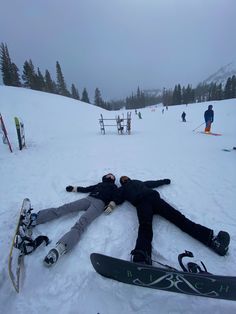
[36,196,105,252]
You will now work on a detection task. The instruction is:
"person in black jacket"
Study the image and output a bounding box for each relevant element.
[181,111,186,122]
[204,105,214,132]
[110,176,230,265]
[28,173,118,266]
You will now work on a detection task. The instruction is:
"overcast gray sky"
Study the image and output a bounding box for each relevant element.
[1,0,236,100]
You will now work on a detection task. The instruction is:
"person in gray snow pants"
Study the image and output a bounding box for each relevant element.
[36,196,105,251]
[34,173,118,266]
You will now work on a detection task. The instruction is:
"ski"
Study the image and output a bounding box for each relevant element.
[14,116,26,150]
[90,253,236,301]
[198,131,222,136]
[0,113,13,152]
[8,198,32,293]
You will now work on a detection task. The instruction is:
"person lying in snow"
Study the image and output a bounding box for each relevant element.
[26,173,118,266]
[107,176,230,265]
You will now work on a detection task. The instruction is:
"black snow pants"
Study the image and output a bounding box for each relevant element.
[134,191,213,258]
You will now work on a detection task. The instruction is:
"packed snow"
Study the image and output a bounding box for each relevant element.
[0,86,236,313]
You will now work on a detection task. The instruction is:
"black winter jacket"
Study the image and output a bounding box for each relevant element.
[76,182,118,206]
[114,179,168,206]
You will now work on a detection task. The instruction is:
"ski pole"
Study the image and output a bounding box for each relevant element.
[192,122,205,132]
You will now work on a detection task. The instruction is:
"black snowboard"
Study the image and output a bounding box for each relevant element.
[90,253,236,301]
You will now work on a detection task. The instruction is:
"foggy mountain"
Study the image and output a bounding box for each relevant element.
[202,62,236,86]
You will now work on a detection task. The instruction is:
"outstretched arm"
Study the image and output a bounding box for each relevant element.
[144,179,171,188]
[66,184,98,193]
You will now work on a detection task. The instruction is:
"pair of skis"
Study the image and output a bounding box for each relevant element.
[0,114,26,152]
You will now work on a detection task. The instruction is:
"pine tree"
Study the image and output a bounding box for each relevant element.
[71,84,80,100]
[36,68,46,91]
[231,75,236,98]
[172,84,181,105]
[11,63,21,87]
[81,88,90,103]
[45,69,56,93]
[224,77,232,99]
[94,87,103,107]
[162,88,173,106]
[56,61,70,97]
[0,43,21,86]
[22,60,35,89]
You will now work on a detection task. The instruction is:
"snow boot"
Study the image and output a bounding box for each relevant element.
[210,231,230,256]
[44,242,66,267]
[131,249,152,265]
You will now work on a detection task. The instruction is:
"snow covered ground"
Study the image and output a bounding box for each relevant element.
[0,86,236,313]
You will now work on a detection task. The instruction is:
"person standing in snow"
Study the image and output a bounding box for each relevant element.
[107,176,230,265]
[181,111,186,122]
[27,173,118,266]
[204,105,214,132]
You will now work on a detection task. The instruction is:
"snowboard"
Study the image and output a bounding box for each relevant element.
[90,253,236,301]
[8,198,32,292]
[199,131,222,136]
[14,116,26,150]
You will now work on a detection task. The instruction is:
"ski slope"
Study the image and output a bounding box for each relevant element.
[0,86,236,313]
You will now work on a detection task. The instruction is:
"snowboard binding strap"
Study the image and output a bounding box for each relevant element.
[16,235,49,255]
[178,250,210,274]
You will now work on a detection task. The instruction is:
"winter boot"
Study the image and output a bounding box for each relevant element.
[210,231,230,256]
[44,242,66,267]
[131,249,152,265]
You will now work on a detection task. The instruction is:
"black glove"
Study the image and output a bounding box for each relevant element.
[163,179,171,185]
[66,185,74,192]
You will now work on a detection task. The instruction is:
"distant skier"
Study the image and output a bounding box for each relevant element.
[138,111,142,119]
[204,105,214,132]
[181,111,186,122]
[25,173,118,266]
[110,176,230,265]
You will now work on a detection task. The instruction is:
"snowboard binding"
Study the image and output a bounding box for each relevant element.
[178,250,210,274]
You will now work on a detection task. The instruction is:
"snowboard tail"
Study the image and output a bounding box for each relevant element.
[90,253,236,301]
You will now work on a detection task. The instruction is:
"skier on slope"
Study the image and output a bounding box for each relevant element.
[25,173,118,266]
[106,176,230,265]
[204,105,214,132]
[181,111,186,122]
